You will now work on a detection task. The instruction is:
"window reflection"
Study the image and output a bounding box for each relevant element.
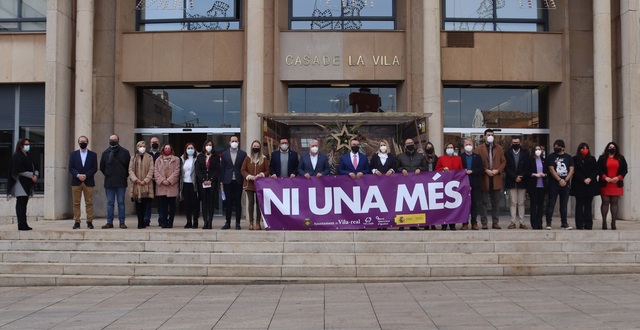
[137,88,241,128]
[288,87,397,113]
[289,0,395,30]
[137,0,241,31]
[0,0,46,32]
[443,0,548,32]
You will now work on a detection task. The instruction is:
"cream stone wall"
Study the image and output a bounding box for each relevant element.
[0,34,46,82]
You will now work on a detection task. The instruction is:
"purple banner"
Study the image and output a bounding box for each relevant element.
[255,170,471,230]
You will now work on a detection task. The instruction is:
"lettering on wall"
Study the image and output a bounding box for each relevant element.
[284,54,401,67]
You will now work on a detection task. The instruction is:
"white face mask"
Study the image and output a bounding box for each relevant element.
[138,147,146,154]
[380,145,387,153]
[187,149,195,156]
[310,146,319,154]
[23,145,30,152]
[486,136,494,144]
[535,150,542,157]
[230,142,238,149]
[446,148,454,156]
[464,145,473,152]
[280,144,288,151]
[205,145,213,152]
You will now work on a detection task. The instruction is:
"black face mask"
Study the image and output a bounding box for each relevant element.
[425,147,434,154]
[512,144,520,150]
[553,147,562,154]
[151,143,159,150]
[607,148,616,154]
[405,145,415,153]
[109,140,118,148]
[79,142,88,150]
[252,147,261,154]
[351,145,360,154]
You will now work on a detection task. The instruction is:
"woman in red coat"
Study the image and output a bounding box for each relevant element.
[597,142,628,230]
[436,142,463,230]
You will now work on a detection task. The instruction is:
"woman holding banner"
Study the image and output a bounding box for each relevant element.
[370,139,395,176]
[436,142,464,230]
[241,140,270,230]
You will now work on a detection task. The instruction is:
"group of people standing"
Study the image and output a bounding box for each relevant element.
[6,131,628,231]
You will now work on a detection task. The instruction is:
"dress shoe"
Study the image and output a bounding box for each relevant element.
[73,222,81,229]
[481,223,489,230]
[184,221,192,229]
[18,226,33,231]
[507,222,516,229]
[461,223,469,230]
[256,222,262,230]
[430,225,437,230]
[221,223,231,230]
[611,221,616,230]
[192,220,199,229]
[87,222,94,229]
[399,227,404,231]
[471,223,479,230]
[492,223,501,230]
[235,224,241,230]
[102,223,114,229]
[119,223,127,229]
[249,222,254,230]
[441,225,447,231]
[519,223,528,229]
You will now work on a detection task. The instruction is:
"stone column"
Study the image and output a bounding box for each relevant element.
[619,1,640,220]
[593,0,613,153]
[423,1,442,149]
[44,0,74,219]
[75,0,94,139]
[244,1,265,150]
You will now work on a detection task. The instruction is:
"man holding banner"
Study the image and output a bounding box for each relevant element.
[298,139,331,178]
[338,138,370,179]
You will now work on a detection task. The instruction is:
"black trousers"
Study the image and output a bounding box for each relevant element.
[528,188,546,229]
[135,198,151,228]
[200,186,215,224]
[223,180,243,223]
[574,196,594,230]
[182,183,200,222]
[16,196,29,228]
[157,196,177,227]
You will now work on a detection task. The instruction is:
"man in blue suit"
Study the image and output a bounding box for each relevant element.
[219,135,247,230]
[68,135,98,229]
[298,139,331,178]
[338,138,370,179]
[270,138,299,178]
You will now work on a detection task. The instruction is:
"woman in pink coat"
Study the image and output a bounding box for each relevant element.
[154,144,181,228]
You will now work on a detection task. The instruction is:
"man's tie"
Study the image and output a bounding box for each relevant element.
[352,154,358,170]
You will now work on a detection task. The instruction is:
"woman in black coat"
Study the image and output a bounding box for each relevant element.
[570,143,599,230]
[7,138,38,231]
[524,145,547,230]
[369,139,396,176]
[195,140,221,230]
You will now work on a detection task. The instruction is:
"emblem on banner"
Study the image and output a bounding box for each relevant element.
[394,214,426,226]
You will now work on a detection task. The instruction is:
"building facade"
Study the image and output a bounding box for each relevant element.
[0,0,638,221]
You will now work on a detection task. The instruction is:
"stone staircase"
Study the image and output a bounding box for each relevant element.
[1,227,639,286]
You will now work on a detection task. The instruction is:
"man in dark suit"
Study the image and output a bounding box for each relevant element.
[69,135,98,229]
[298,139,331,178]
[338,138,370,179]
[99,134,131,229]
[460,138,485,230]
[270,138,299,178]
[219,135,247,230]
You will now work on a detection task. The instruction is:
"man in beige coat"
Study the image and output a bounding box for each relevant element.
[475,129,506,229]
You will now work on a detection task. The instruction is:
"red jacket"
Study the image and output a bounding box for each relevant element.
[436,155,463,171]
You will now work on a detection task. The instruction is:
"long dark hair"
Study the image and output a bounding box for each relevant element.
[575,142,591,157]
[602,141,623,160]
[182,142,196,160]
[202,140,214,155]
[15,138,29,153]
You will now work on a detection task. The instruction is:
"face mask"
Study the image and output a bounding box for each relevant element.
[405,145,415,153]
[79,142,88,150]
[486,136,494,144]
[512,144,520,150]
[425,147,434,154]
[280,144,288,151]
[607,148,616,154]
[464,145,473,152]
[109,140,118,148]
[446,148,454,156]
[535,150,542,157]
[230,142,238,149]
[252,147,261,154]
[151,143,159,150]
[351,145,360,154]
[310,146,319,154]
[205,145,213,153]
[138,147,146,154]
[23,145,30,152]
[187,149,195,156]
[163,149,172,156]
[554,147,562,154]
[580,149,589,156]
[380,146,387,153]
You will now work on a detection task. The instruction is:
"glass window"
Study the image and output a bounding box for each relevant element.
[443,86,547,129]
[288,86,396,113]
[443,0,548,32]
[136,87,242,128]
[0,0,46,32]
[0,84,45,194]
[289,0,395,31]
[137,0,241,31]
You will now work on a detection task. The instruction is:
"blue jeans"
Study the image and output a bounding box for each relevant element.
[105,187,126,224]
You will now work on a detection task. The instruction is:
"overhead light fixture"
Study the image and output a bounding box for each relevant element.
[193,85,212,88]
[331,84,350,87]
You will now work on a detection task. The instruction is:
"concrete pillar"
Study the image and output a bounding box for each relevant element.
[593,0,613,153]
[44,0,74,219]
[423,1,442,149]
[244,0,265,149]
[618,0,640,220]
[75,0,94,140]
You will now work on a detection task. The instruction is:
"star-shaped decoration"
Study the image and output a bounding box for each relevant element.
[331,124,357,151]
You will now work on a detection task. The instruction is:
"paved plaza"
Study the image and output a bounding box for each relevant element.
[0,274,639,329]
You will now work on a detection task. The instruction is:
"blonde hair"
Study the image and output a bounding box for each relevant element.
[379,139,390,154]
[136,141,146,148]
[250,139,265,165]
